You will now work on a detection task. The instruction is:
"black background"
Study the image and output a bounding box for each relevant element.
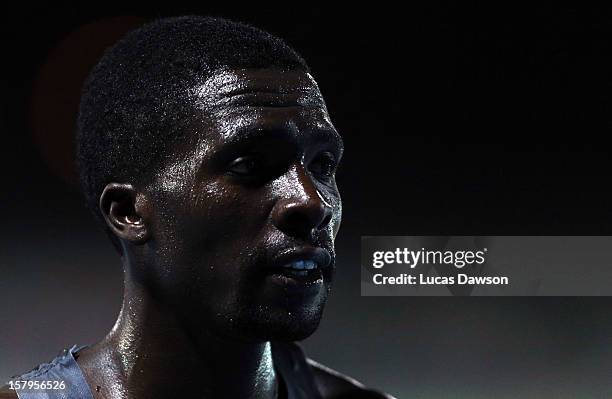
[1,5,611,398]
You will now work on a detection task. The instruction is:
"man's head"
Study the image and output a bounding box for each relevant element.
[76,16,343,343]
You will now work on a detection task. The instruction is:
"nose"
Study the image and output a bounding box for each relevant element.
[271,165,333,239]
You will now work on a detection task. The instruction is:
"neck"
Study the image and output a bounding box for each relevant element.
[80,266,277,399]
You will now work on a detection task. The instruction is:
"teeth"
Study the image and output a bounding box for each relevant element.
[282,260,317,270]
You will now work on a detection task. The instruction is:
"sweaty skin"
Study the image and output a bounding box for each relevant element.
[1,69,394,399]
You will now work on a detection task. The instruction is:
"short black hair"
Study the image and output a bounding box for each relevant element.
[76,16,309,252]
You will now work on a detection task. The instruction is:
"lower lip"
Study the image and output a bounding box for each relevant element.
[265,268,324,292]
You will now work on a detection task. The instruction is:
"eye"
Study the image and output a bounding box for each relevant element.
[227,155,262,176]
[309,152,338,181]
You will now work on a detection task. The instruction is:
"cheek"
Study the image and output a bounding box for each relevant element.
[196,181,271,239]
[320,184,342,238]
[144,183,271,311]
[150,181,270,268]
[331,193,342,237]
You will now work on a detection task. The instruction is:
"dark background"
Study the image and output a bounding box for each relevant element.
[1,5,611,398]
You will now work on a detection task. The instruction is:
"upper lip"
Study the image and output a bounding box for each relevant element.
[269,247,332,270]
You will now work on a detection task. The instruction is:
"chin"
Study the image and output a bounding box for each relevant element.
[226,301,327,343]
[248,318,323,342]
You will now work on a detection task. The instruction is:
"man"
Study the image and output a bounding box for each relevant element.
[1,16,394,398]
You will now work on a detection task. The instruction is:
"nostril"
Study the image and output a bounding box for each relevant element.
[272,200,330,238]
[278,212,312,238]
[319,214,332,229]
[288,212,307,229]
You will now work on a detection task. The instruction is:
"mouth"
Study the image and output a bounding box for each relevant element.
[273,259,322,283]
[266,247,332,286]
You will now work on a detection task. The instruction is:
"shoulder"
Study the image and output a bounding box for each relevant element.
[0,384,18,399]
[307,358,396,399]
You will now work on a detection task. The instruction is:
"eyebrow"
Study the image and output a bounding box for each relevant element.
[206,83,328,110]
[207,72,320,97]
[219,123,344,157]
[306,127,345,155]
[222,92,324,108]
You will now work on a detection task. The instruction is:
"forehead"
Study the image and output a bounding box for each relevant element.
[189,68,337,144]
[193,68,326,107]
[153,69,342,193]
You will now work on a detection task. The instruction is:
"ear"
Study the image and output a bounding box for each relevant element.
[99,183,151,245]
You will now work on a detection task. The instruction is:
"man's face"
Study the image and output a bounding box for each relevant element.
[139,69,343,342]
